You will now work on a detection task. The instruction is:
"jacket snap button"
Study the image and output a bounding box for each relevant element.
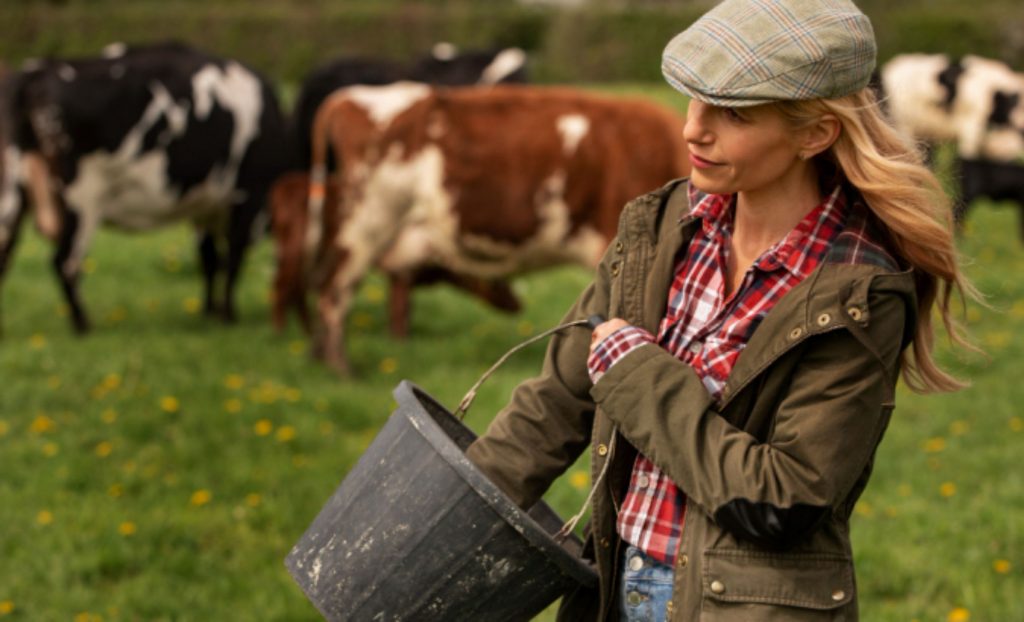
[615,241,624,253]
[710,580,726,594]
[847,306,863,321]
[788,327,803,340]
[832,589,846,601]
[597,443,609,456]
[611,263,621,276]
[627,591,643,606]
[678,554,688,568]
[817,312,831,326]
[628,555,644,571]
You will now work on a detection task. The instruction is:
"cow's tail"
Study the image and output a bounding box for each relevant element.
[304,101,332,271]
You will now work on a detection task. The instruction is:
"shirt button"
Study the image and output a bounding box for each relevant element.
[628,555,644,571]
[710,580,726,594]
[637,474,650,488]
[688,341,701,354]
[597,443,609,456]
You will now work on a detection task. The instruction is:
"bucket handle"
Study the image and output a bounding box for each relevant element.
[454,314,614,543]
[453,314,605,420]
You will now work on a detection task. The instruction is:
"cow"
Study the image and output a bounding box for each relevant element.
[273,44,528,332]
[305,83,690,373]
[879,53,1024,162]
[956,157,1024,240]
[269,170,520,334]
[1,41,288,333]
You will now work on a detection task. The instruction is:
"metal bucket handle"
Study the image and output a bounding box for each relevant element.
[453,313,613,542]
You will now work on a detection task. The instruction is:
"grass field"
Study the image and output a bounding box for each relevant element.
[1,86,1022,621]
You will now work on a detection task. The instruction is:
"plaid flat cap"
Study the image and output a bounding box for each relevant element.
[662,0,876,106]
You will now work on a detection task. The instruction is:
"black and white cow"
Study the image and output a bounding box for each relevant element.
[1,41,288,333]
[289,43,527,169]
[880,53,1024,161]
[956,157,1024,239]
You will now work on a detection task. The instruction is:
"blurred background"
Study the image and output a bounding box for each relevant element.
[1,1,1022,621]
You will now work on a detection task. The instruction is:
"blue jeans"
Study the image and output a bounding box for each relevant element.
[619,545,675,622]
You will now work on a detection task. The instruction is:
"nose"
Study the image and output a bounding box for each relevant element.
[683,99,712,146]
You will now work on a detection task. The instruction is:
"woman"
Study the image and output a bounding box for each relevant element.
[466,0,978,620]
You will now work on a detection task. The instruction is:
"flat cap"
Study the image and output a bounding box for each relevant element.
[662,0,876,106]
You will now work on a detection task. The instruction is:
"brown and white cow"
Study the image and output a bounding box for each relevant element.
[306,83,689,373]
[270,170,520,335]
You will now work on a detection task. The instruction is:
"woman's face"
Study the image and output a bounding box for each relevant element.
[683,99,807,196]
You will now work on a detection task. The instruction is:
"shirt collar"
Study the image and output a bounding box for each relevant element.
[686,182,847,277]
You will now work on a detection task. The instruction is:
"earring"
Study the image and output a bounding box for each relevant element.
[799,152,809,160]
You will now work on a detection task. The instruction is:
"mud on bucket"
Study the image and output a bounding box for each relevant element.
[285,380,598,621]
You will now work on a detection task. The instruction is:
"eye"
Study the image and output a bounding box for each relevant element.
[723,107,746,122]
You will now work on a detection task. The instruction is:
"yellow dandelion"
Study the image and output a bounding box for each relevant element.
[254,419,273,436]
[517,320,534,336]
[121,460,137,474]
[276,425,297,442]
[189,489,212,507]
[352,312,373,329]
[993,559,1011,574]
[284,388,302,402]
[0,420,8,437]
[107,306,127,323]
[289,340,306,355]
[245,493,262,507]
[922,437,947,453]
[364,284,385,303]
[965,307,982,324]
[982,331,1011,349]
[0,601,13,615]
[223,374,245,390]
[42,442,59,457]
[46,375,61,389]
[28,333,47,349]
[108,484,123,498]
[37,510,54,525]
[30,414,56,434]
[101,409,118,424]
[948,607,970,622]
[94,441,113,458]
[940,482,957,497]
[1011,299,1024,318]
[949,420,969,436]
[569,471,589,490]
[1010,417,1023,432]
[182,297,201,314]
[379,357,398,374]
[118,521,137,536]
[159,396,180,413]
[102,373,121,390]
[854,501,874,518]
[224,398,243,413]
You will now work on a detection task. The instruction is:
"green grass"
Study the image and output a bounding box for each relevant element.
[1,91,1022,621]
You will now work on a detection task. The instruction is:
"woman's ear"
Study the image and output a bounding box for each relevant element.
[800,114,841,159]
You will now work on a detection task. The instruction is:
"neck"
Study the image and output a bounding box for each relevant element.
[733,162,823,253]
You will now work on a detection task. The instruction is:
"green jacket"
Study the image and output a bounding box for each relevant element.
[466,178,917,621]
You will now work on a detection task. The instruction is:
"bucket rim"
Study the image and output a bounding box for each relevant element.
[394,380,599,588]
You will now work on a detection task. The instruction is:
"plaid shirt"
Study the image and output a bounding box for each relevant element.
[587,183,847,564]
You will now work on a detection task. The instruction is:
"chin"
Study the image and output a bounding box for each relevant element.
[689,171,734,195]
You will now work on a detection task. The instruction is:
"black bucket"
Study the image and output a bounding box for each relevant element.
[286,380,598,621]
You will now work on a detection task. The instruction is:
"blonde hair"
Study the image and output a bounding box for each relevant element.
[776,88,981,393]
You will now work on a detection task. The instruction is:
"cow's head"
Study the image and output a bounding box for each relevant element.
[984,90,1024,161]
[410,44,528,86]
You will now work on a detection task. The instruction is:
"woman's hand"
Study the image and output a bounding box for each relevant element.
[590,318,630,353]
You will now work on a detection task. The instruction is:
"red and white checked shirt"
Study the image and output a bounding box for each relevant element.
[587,182,847,565]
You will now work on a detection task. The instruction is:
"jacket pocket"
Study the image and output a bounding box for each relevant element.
[700,549,854,621]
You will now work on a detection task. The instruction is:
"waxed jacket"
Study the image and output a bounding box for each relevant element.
[466,178,918,621]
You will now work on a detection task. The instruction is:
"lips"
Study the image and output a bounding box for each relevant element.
[689,153,721,169]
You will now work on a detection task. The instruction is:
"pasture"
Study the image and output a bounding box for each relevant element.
[0,82,1021,622]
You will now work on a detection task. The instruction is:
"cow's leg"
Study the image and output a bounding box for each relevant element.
[52,208,91,333]
[222,202,262,324]
[388,273,414,339]
[197,230,221,317]
[0,191,31,338]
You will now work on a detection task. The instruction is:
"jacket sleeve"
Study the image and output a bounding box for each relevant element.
[591,285,908,550]
[464,237,618,510]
